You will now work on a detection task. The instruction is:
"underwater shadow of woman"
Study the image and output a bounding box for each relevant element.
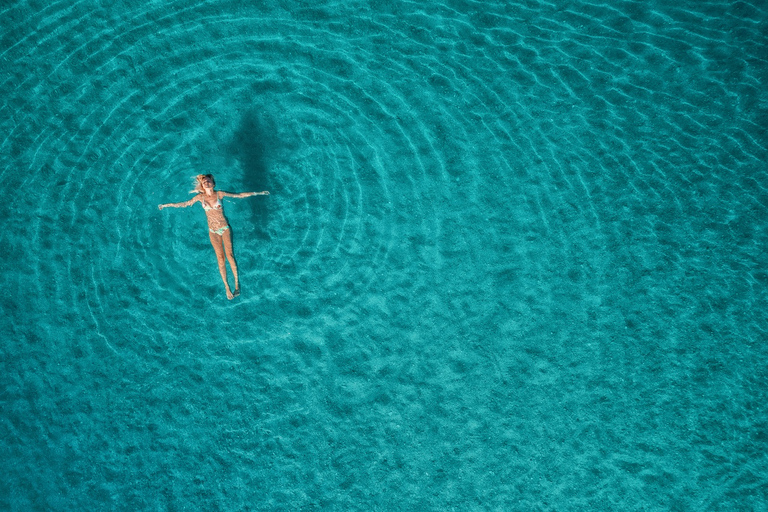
[226,109,275,239]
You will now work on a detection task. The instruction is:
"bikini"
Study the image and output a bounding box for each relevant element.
[201,195,230,235]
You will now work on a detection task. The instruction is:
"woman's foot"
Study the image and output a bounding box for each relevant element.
[233,287,240,297]
[226,288,234,300]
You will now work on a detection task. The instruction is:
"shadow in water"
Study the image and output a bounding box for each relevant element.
[226,109,277,240]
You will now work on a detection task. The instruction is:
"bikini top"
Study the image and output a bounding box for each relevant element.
[201,194,222,211]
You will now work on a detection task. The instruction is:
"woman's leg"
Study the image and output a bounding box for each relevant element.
[222,228,239,295]
[209,231,234,299]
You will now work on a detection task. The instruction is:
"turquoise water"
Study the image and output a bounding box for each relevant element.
[2,0,767,509]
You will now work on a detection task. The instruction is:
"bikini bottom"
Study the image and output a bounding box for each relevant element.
[209,225,230,236]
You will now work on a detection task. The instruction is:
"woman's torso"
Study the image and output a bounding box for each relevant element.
[200,192,228,229]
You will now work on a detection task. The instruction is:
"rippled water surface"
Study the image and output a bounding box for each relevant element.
[2,0,767,510]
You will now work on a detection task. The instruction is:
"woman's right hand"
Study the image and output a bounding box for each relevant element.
[158,204,165,210]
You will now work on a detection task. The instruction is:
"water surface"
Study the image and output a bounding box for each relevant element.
[1,0,766,510]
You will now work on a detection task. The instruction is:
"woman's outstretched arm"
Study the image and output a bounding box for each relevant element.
[220,191,269,198]
[158,195,200,210]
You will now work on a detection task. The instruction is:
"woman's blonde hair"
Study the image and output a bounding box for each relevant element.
[190,174,215,194]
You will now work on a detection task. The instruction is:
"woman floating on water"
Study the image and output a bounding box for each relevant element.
[159,174,269,299]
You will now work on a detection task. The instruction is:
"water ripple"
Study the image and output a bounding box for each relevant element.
[2,0,767,508]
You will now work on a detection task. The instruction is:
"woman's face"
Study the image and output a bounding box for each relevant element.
[201,175,214,188]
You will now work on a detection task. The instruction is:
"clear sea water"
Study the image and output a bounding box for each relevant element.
[1,0,766,510]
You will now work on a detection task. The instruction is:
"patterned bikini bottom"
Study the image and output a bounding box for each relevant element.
[209,225,230,236]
